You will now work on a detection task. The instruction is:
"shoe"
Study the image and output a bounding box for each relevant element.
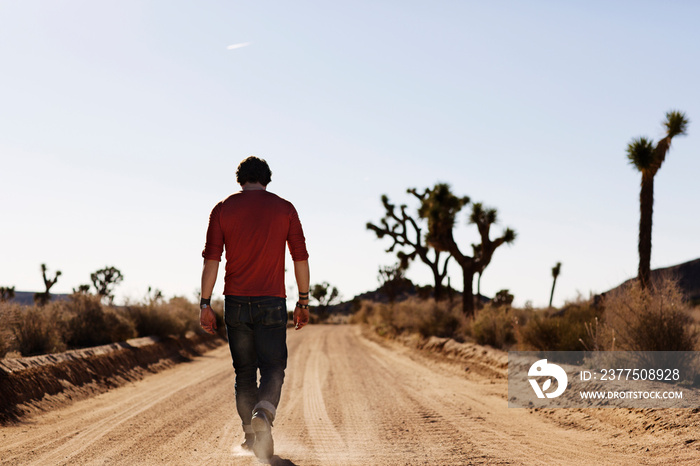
[241,433,255,452]
[251,409,274,461]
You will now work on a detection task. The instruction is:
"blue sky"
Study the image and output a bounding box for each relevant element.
[1,1,698,307]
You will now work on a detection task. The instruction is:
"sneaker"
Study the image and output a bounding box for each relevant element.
[241,433,255,452]
[251,410,274,461]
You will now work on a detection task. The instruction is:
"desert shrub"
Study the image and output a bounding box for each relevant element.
[63,294,136,348]
[690,306,700,326]
[349,301,371,325]
[351,300,402,335]
[417,303,469,341]
[1,294,207,357]
[472,305,524,348]
[516,300,600,352]
[356,301,397,337]
[386,299,422,334]
[351,298,468,340]
[126,296,199,338]
[0,328,7,358]
[0,302,21,357]
[604,278,697,352]
[11,305,67,356]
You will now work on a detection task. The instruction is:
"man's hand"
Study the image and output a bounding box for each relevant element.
[199,306,218,335]
[293,305,309,330]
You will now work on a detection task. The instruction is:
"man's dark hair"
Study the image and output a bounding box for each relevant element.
[236,156,272,186]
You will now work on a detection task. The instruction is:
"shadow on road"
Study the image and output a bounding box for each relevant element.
[270,455,297,465]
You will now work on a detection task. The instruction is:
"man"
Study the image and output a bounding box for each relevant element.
[199,156,310,462]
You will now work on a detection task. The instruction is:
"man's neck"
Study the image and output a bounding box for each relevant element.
[241,182,266,191]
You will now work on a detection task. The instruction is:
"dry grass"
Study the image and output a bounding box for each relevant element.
[472,304,531,349]
[353,296,541,350]
[690,306,700,325]
[0,303,19,357]
[1,294,209,358]
[125,297,201,339]
[349,278,700,355]
[9,305,67,356]
[603,278,698,352]
[514,279,698,353]
[515,298,601,352]
[353,297,530,349]
[351,297,469,341]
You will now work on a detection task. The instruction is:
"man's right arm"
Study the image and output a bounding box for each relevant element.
[199,259,219,335]
[200,203,223,336]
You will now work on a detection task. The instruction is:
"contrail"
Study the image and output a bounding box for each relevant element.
[227,42,251,50]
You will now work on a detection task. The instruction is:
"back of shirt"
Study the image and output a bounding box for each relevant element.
[202,190,308,297]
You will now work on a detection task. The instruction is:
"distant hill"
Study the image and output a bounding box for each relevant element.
[326,281,489,315]
[606,258,700,304]
[5,291,70,306]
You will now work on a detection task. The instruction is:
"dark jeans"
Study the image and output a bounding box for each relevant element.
[224,295,288,428]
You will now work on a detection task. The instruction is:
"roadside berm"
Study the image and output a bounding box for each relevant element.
[0,332,223,424]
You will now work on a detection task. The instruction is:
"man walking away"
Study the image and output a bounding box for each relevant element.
[199,156,310,462]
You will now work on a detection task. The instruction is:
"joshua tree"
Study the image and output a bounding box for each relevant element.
[376,261,414,303]
[146,286,164,304]
[34,263,61,306]
[310,282,340,320]
[0,286,15,302]
[367,193,451,300]
[626,110,689,289]
[492,289,514,308]
[472,243,488,308]
[414,183,516,317]
[311,282,340,307]
[90,266,124,304]
[549,262,561,308]
[72,284,91,294]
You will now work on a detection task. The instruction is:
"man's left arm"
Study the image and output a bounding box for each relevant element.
[293,259,310,330]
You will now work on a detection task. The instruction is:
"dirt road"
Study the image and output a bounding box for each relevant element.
[1,325,698,465]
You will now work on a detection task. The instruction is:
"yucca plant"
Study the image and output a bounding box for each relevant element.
[549,262,561,308]
[626,111,689,288]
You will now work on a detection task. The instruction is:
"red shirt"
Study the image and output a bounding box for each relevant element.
[202,190,309,297]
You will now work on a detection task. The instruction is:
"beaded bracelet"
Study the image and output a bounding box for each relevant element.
[295,302,309,309]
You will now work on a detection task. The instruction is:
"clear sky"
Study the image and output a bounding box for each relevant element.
[1,1,699,308]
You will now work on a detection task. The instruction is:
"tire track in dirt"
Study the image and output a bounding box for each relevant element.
[301,330,347,464]
[320,327,383,464]
[347,328,485,464]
